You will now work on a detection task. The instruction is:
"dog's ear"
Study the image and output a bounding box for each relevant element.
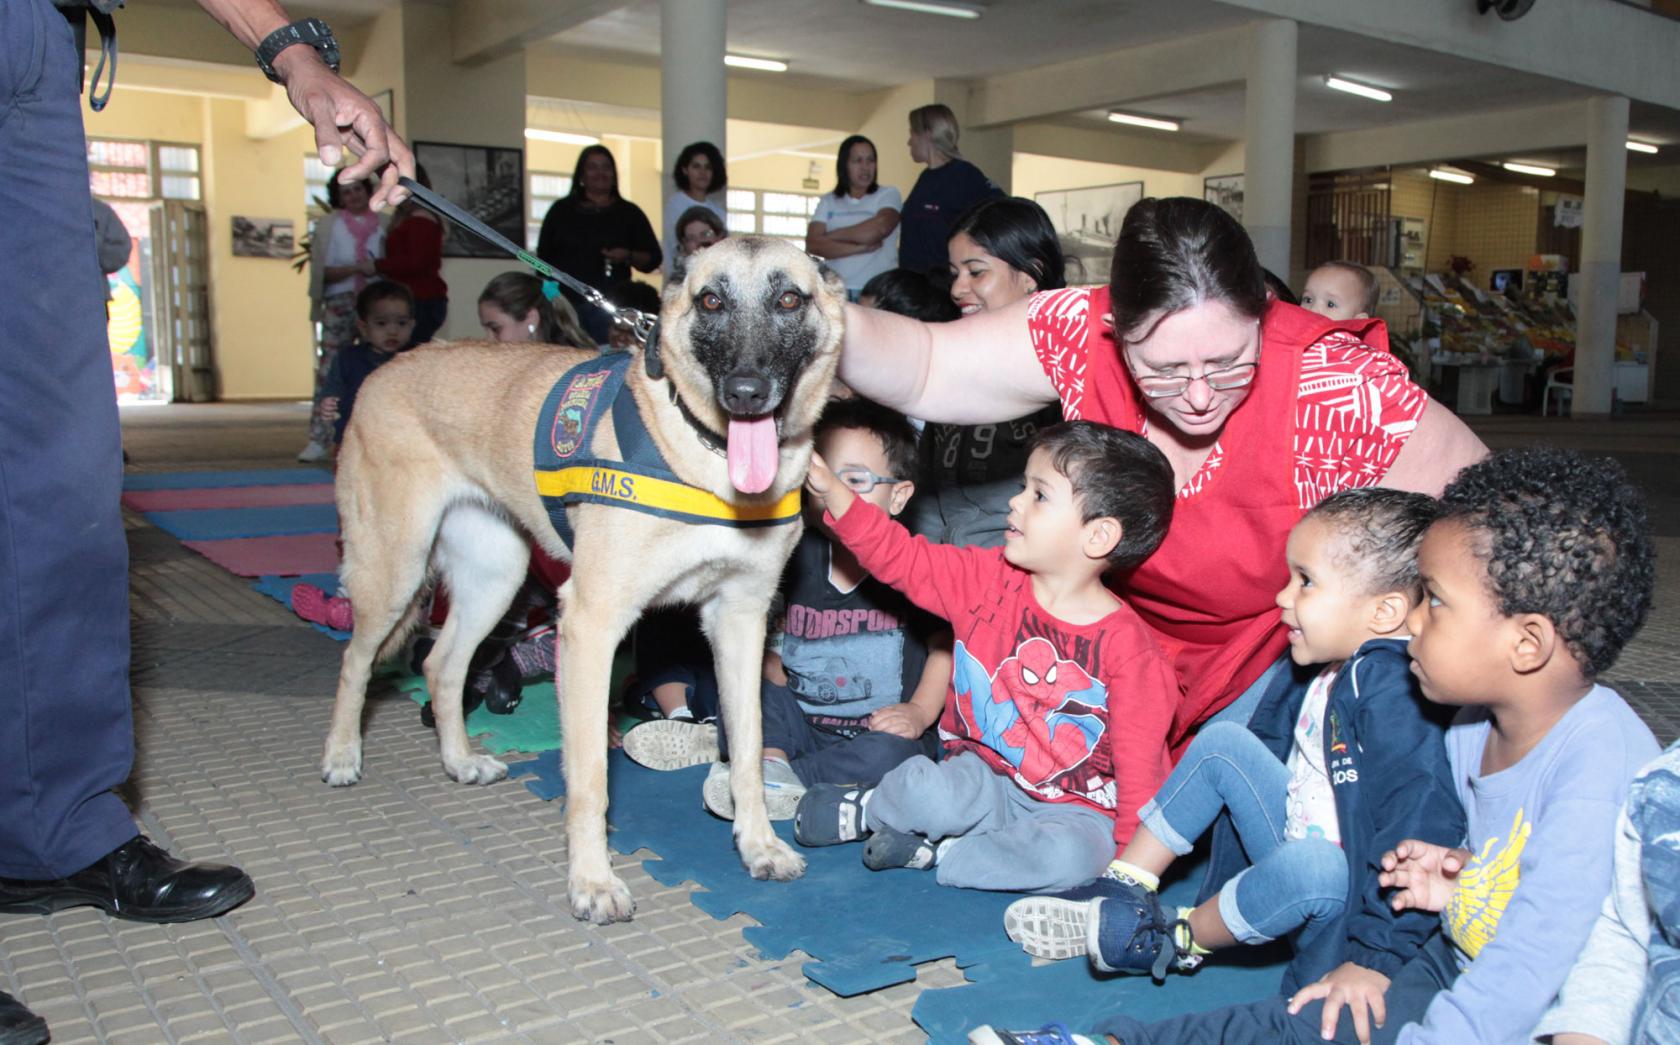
[813,257,847,299]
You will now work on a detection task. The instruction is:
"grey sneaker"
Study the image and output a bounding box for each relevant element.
[296,440,330,463]
[701,760,806,821]
[622,720,720,770]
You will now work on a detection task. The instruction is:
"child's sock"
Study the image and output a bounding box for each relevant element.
[1105,859,1160,892]
[666,706,694,722]
[1172,907,1211,957]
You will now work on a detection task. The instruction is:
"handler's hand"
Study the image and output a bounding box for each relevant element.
[274,48,414,209]
[1288,962,1390,1044]
[1378,840,1472,913]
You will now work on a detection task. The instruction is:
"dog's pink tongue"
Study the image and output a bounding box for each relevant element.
[727,416,779,494]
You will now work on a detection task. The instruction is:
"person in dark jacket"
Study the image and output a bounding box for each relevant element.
[1001,488,1464,1033]
[534,144,661,343]
[897,103,1002,275]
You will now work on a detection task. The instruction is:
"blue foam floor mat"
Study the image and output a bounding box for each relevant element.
[122,468,332,490]
[250,574,350,640]
[508,751,1287,1042]
[144,503,340,540]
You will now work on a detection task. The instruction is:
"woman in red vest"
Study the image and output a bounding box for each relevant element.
[839,197,1486,744]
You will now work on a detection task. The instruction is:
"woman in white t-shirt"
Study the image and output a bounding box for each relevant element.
[663,141,728,276]
[806,135,901,299]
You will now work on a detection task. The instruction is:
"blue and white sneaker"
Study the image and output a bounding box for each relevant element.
[1088,890,1200,979]
[1004,871,1155,960]
[793,783,870,846]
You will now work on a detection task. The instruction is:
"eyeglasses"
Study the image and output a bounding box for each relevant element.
[834,467,902,493]
[1125,341,1262,400]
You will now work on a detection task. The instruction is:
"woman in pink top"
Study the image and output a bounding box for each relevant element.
[839,197,1485,745]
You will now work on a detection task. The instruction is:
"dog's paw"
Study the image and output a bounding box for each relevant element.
[740,835,806,882]
[321,744,363,786]
[444,754,508,786]
[569,874,636,924]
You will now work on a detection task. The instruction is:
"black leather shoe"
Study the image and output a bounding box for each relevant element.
[0,837,254,924]
[0,990,48,1045]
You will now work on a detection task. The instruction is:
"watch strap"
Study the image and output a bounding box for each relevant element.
[255,18,340,83]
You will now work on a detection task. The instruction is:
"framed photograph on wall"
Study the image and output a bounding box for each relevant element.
[1033,181,1144,285]
[413,140,525,258]
[1204,173,1244,223]
[230,216,294,259]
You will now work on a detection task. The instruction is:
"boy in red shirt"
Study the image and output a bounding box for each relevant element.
[794,421,1181,892]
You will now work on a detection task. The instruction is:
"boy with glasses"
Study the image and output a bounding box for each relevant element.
[622,397,951,821]
[792,421,1180,893]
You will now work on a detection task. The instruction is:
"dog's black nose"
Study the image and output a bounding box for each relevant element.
[720,373,772,416]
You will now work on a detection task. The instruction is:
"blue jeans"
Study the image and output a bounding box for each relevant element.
[0,0,141,877]
[1141,723,1346,973]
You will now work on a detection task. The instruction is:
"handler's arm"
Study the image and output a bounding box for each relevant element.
[196,0,413,207]
[837,297,1058,423]
[1379,399,1488,496]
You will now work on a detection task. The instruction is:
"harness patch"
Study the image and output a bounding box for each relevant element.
[532,353,801,551]
[551,370,613,459]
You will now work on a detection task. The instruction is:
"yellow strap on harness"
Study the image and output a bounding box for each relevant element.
[534,465,801,527]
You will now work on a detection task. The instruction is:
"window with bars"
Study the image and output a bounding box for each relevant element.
[725,188,821,243]
[528,172,573,250]
[88,139,201,202]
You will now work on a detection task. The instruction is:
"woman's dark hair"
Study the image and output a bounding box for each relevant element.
[325,174,375,210]
[832,135,880,198]
[672,141,727,194]
[1029,421,1174,569]
[1109,197,1268,341]
[1262,267,1298,307]
[860,269,960,323]
[567,145,619,200]
[1438,447,1654,679]
[948,196,1067,292]
[478,271,596,349]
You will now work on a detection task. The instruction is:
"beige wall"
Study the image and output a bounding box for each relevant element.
[201,99,320,399]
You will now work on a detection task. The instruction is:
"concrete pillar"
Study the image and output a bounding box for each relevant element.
[1242,19,1297,276]
[1572,94,1629,416]
[659,0,727,199]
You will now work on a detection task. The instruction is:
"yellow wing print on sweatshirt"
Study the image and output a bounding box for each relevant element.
[1444,808,1532,960]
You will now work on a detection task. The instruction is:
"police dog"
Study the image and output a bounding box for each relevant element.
[320,237,843,923]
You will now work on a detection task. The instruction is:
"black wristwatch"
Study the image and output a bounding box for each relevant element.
[254,18,341,83]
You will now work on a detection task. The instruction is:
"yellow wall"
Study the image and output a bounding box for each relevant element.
[83,86,204,143]
[1012,153,1201,203]
[201,98,320,399]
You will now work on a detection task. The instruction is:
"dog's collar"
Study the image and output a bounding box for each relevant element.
[666,383,728,459]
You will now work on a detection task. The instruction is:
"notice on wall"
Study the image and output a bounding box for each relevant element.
[1554,195,1584,229]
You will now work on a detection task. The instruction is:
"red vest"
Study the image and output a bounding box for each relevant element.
[1075,288,1389,745]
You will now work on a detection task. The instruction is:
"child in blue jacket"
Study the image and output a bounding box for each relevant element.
[1002,488,1464,1030]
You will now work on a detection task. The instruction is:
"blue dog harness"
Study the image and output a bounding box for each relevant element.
[531,353,802,550]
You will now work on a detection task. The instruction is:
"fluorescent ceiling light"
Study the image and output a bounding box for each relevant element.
[1108,112,1181,132]
[1627,140,1660,154]
[1429,168,1474,185]
[862,0,983,18]
[1324,76,1392,102]
[525,128,599,146]
[1502,161,1556,177]
[724,54,788,72]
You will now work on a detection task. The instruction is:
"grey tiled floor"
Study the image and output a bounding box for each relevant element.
[2,402,1678,1044]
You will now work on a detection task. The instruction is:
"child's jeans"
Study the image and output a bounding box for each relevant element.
[867,752,1115,892]
[1141,722,1347,976]
[716,679,938,789]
